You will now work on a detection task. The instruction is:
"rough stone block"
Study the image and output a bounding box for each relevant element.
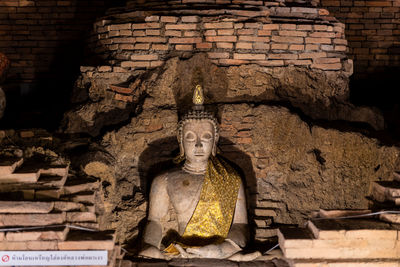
[0,156,23,175]
[0,213,66,227]
[204,22,233,29]
[6,226,69,241]
[165,24,197,30]
[0,201,54,213]
[66,212,97,222]
[233,53,265,60]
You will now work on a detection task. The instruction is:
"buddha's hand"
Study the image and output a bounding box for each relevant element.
[185,239,241,259]
[139,245,166,259]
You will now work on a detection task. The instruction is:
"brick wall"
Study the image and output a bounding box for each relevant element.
[91,10,352,77]
[320,0,400,79]
[0,0,109,86]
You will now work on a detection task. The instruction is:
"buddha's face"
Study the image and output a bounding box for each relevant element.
[183,120,215,164]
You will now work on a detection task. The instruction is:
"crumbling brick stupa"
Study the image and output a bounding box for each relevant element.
[2,0,400,266]
[56,0,400,251]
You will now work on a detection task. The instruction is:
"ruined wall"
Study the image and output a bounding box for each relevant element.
[65,55,399,245]
[0,0,108,85]
[320,0,400,78]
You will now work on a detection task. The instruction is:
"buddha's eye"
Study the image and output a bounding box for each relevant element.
[201,132,212,141]
[185,132,196,142]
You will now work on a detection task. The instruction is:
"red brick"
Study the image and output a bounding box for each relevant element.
[258,30,271,36]
[271,36,303,44]
[234,23,244,29]
[256,60,285,66]
[218,29,234,35]
[236,42,253,49]
[205,30,217,36]
[206,36,237,42]
[335,45,347,51]
[318,9,330,15]
[110,23,131,31]
[181,16,200,23]
[254,43,270,50]
[269,54,298,60]
[169,37,202,44]
[218,59,249,65]
[234,53,266,60]
[131,54,159,61]
[299,52,327,59]
[119,30,132,36]
[311,63,342,70]
[305,37,331,44]
[121,61,150,68]
[204,22,233,29]
[207,52,230,59]
[314,25,329,31]
[289,44,304,50]
[134,43,151,50]
[132,23,160,30]
[152,44,169,50]
[145,16,160,22]
[314,57,341,64]
[165,30,181,37]
[165,24,197,30]
[271,44,288,50]
[239,36,269,42]
[175,44,193,50]
[184,31,200,37]
[286,59,312,65]
[238,29,255,35]
[145,29,160,36]
[132,30,145,36]
[366,1,391,6]
[309,32,335,38]
[196,42,213,49]
[263,24,279,30]
[119,44,134,50]
[297,25,313,31]
[281,24,296,30]
[136,37,166,43]
[244,23,262,29]
[160,16,178,23]
[216,42,234,49]
[279,30,307,37]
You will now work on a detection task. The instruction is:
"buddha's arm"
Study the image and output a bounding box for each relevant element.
[227,180,249,247]
[186,181,248,259]
[139,174,169,258]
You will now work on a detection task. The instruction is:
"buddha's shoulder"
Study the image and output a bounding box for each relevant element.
[151,167,185,184]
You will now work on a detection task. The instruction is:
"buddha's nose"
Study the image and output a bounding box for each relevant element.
[195,138,202,147]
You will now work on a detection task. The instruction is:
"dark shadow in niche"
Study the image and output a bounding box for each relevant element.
[1,0,126,130]
[135,135,258,249]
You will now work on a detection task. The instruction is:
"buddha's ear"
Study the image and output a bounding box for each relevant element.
[212,134,219,156]
[177,133,185,157]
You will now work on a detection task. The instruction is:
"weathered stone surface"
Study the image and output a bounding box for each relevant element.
[0,213,66,227]
[53,201,84,211]
[66,211,97,222]
[0,201,54,213]
[94,102,398,244]
[62,54,383,137]
[0,156,23,175]
[6,226,69,241]
[307,219,399,240]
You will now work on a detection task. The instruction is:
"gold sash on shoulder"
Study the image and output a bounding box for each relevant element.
[165,156,241,254]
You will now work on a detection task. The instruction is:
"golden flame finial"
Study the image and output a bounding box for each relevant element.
[193,84,204,106]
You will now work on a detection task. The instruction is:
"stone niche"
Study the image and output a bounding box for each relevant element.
[63,0,398,246]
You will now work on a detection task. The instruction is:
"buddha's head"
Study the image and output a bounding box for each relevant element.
[177,85,219,164]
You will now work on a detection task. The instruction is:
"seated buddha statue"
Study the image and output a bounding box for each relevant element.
[139,85,251,259]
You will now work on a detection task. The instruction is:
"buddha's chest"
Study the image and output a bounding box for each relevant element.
[167,173,204,215]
